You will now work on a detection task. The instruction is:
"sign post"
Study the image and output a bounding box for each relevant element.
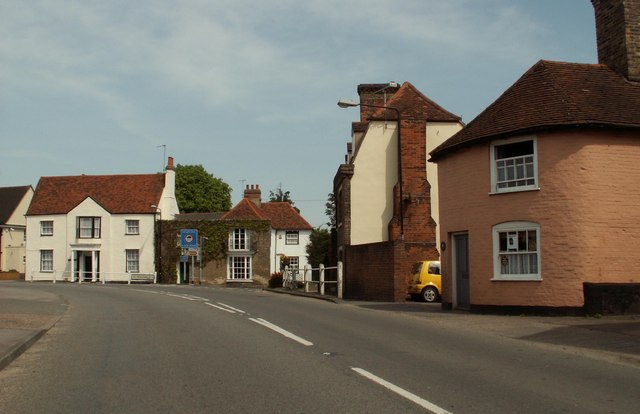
[180,230,198,285]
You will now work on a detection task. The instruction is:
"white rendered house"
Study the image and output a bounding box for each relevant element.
[0,185,33,274]
[25,158,179,282]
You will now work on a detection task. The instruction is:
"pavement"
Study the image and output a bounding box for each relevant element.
[1,281,640,373]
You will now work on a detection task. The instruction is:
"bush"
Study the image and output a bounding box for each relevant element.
[269,272,283,288]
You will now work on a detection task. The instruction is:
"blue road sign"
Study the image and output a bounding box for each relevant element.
[180,229,199,248]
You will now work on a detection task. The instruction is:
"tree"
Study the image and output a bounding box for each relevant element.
[269,183,294,204]
[175,164,232,213]
[306,227,331,268]
[325,192,336,228]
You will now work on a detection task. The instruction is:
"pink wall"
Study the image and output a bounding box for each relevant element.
[437,129,640,308]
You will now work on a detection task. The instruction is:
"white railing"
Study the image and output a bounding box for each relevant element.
[29,270,157,284]
[283,262,343,299]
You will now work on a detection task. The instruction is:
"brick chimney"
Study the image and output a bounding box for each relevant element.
[244,184,261,207]
[357,83,401,122]
[592,0,640,81]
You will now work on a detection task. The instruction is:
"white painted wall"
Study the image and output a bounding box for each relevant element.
[350,121,398,245]
[26,198,156,282]
[1,187,32,273]
[270,229,312,274]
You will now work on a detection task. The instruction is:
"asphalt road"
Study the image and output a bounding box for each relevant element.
[1,283,639,413]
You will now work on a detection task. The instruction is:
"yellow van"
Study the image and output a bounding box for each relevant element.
[407,260,441,302]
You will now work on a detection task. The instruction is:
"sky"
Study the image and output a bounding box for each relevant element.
[1,0,598,227]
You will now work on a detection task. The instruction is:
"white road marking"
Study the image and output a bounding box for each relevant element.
[351,368,452,414]
[217,302,246,313]
[205,302,236,313]
[249,318,313,346]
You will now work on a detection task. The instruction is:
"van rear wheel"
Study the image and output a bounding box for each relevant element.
[421,287,438,303]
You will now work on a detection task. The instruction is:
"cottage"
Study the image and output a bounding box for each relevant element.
[0,185,33,276]
[430,0,640,313]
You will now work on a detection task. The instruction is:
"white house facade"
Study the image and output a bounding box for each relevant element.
[25,158,179,282]
[0,185,33,274]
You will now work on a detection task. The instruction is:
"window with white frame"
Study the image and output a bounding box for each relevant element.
[492,222,541,280]
[40,221,53,236]
[126,249,139,273]
[125,220,140,235]
[285,231,299,245]
[40,250,53,272]
[229,228,249,251]
[490,137,537,193]
[77,217,101,239]
[288,256,299,269]
[228,256,251,280]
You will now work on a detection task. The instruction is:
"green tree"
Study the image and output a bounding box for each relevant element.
[269,183,294,204]
[175,164,232,213]
[325,192,336,228]
[306,227,331,268]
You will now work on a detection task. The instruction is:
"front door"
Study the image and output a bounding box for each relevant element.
[453,233,470,309]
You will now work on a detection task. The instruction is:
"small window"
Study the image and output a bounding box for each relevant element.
[285,231,299,245]
[229,228,249,251]
[125,220,140,235]
[490,137,537,193]
[492,222,541,280]
[126,249,139,273]
[40,221,53,236]
[40,250,53,272]
[77,217,101,239]
[288,256,299,269]
[428,262,440,275]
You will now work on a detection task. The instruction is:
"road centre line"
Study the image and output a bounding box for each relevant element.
[351,368,452,414]
[249,318,314,346]
[205,302,236,313]
[217,302,246,313]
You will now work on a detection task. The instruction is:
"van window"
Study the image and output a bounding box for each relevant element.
[428,262,440,275]
[411,262,423,274]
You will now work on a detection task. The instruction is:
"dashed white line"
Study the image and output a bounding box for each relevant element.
[351,368,452,414]
[249,318,313,346]
[205,302,237,313]
[217,302,246,313]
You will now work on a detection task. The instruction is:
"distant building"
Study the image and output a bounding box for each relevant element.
[334,82,463,301]
[175,184,313,286]
[0,185,33,275]
[430,0,640,313]
[25,158,179,282]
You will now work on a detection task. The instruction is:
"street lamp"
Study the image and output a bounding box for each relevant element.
[337,99,404,237]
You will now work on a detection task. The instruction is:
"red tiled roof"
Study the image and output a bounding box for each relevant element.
[0,185,31,224]
[430,60,640,160]
[260,202,313,230]
[26,174,165,215]
[219,198,269,221]
[219,199,313,230]
[370,82,461,122]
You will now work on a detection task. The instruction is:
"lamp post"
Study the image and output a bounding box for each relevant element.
[337,99,404,237]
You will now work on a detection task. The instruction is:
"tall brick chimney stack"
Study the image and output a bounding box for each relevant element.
[592,0,640,81]
[357,83,401,122]
[244,184,261,208]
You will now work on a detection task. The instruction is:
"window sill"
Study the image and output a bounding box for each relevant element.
[226,279,253,283]
[489,187,540,196]
[491,277,542,282]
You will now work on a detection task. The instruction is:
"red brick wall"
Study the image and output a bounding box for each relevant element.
[344,240,439,301]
